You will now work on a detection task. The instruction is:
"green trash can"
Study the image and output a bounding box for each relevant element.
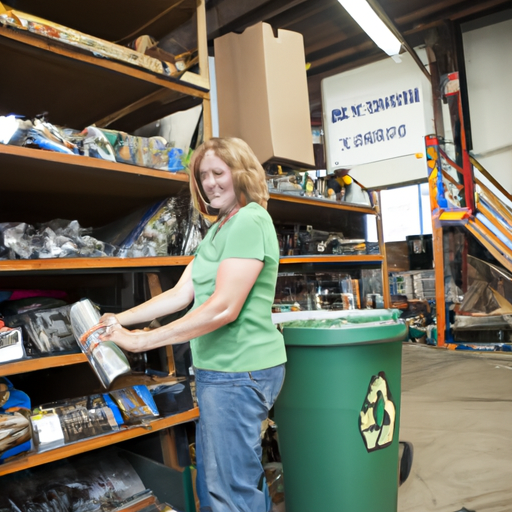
[273,309,407,512]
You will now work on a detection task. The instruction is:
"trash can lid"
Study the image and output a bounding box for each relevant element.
[278,309,408,347]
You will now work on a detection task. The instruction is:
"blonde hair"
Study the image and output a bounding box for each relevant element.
[189,137,269,216]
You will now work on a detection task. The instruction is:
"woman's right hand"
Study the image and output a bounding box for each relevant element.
[99,313,119,327]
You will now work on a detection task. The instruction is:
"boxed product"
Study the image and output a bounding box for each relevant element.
[214,22,315,168]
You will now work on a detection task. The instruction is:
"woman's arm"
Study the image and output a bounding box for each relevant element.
[100,257,264,352]
[101,261,195,327]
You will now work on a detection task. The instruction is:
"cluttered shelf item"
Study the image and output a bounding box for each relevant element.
[0,5,197,80]
[0,25,207,130]
[0,26,208,144]
[0,446,192,512]
[0,115,189,173]
[0,406,199,477]
[269,190,374,213]
[0,198,208,263]
[266,164,375,208]
[273,266,385,314]
[0,0,209,505]
[0,320,197,474]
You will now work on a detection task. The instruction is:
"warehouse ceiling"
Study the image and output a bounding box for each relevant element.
[161,0,512,121]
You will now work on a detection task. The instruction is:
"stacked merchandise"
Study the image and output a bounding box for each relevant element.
[274,272,366,312]
[1,376,192,461]
[276,225,377,257]
[0,197,209,261]
[30,384,159,450]
[0,115,186,172]
[0,4,197,80]
[1,293,79,361]
[0,447,184,512]
[266,167,373,207]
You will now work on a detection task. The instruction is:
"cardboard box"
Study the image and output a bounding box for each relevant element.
[214,22,315,168]
[385,241,410,271]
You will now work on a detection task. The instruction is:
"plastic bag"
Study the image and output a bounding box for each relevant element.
[0,220,115,260]
[5,304,79,356]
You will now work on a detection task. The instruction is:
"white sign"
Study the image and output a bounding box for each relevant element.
[324,85,425,168]
[321,52,434,184]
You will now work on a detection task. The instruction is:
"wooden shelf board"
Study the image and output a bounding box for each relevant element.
[1,144,190,184]
[0,255,384,272]
[0,353,87,377]
[1,26,207,95]
[279,255,384,264]
[0,27,206,132]
[268,196,373,239]
[269,193,376,215]
[0,145,191,225]
[0,407,200,477]
[0,256,194,273]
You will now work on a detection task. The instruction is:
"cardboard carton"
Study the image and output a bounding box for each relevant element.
[214,22,315,168]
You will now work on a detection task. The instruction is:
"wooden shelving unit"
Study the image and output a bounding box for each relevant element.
[0,0,209,494]
[0,24,207,132]
[0,0,388,495]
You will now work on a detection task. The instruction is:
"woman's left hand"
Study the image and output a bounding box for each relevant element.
[100,323,147,353]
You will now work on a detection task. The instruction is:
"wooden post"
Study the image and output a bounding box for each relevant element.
[146,273,176,375]
[196,0,212,141]
[375,191,391,308]
[432,224,446,346]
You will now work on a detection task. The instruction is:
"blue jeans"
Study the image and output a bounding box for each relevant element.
[195,364,286,512]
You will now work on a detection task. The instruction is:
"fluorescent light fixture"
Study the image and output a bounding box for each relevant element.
[338,0,402,61]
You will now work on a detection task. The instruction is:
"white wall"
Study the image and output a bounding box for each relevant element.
[463,14,512,193]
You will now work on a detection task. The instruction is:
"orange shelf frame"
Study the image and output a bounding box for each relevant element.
[0,353,87,377]
[0,256,194,272]
[0,144,191,183]
[269,192,376,214]
[279,254,383,264]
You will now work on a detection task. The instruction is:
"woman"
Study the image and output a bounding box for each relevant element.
[99,137,286,512]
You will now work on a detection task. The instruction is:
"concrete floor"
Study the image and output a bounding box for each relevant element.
[398,343,512,512]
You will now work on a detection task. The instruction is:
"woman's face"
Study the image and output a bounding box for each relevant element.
[199,149,238,213]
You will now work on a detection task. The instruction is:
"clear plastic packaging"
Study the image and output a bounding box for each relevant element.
[0,220,115,260]
[0,328,25,363]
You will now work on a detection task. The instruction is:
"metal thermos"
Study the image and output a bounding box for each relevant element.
[70,298,131,388]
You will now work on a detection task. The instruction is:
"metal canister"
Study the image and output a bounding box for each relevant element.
[70,299,131,388]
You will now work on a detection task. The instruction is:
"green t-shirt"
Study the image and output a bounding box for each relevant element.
[190,202,286,372]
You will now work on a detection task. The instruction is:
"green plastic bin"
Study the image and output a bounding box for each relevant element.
[273,309,407,512]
